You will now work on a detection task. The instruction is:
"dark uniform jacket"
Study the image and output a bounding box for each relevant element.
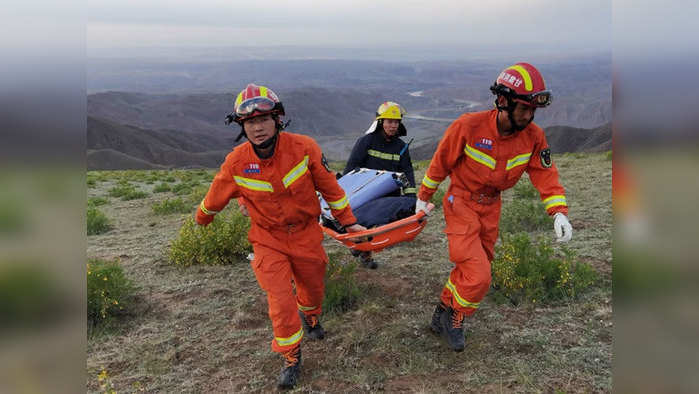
[343,131,416,195]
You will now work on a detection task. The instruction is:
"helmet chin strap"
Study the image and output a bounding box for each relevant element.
[495,96,533,133]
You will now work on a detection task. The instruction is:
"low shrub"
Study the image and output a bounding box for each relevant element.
[172,182,193,196]
[87,258,135,327]
[87,197,109,207]
[109,183,148,200]
[87,207,111,235]
[189,185,209,205]
[499,199,552,234]
[323,253,361,315]
[168,208,251,266]
[491,232,597,305]
[107,182,133,198]
[152,198,192,215]
[153,182,171,193]
[513,179,539,199]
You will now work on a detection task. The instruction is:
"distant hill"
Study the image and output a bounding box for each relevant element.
[87,116,232,170]
[87,149,167,170]
[410,122,611,161]
[544,123,612,153]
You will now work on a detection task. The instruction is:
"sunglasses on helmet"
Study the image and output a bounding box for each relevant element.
[235,97,277,117]
[513,90,552,108]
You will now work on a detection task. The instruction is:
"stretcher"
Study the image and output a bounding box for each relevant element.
[319,168,434,252]
[320,168,407,220]
[320,203,434,252]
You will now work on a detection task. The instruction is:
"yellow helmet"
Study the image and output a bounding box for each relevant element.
[376,101,406,120]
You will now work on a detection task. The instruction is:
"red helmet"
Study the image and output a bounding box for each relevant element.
[490,63,552,107]
[231,83,285,124]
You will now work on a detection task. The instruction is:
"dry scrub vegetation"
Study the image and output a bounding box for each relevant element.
[87,152,611,392]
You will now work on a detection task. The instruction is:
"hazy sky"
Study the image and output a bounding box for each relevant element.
[88,0,610,53]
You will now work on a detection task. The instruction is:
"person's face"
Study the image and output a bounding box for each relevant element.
[509,101,537,129]
[382,118,401,136]
[243,114,276,145]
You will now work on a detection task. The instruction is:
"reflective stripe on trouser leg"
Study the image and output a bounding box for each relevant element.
[291,255,327,316]
[287,224,328,316]
[250,244,304,353]
[440,196,498,315]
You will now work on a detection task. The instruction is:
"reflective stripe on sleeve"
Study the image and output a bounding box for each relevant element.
[464,144,496,170]
[275,328,303,347]
[327,194,349,210]
[445,278,480,309]
[283,155,309,188]
[506,152,532,170]
[199,200,218,215]
[422,175,440,189]
[542,195,567,210]
[403,187,417,194]
[233,176,274,192]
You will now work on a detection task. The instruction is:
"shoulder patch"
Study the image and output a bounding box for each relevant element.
[540,148,552,168]
[321,153,331,172]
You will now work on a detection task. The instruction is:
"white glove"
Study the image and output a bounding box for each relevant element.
[553,212,573,242]
[415,199,429,215]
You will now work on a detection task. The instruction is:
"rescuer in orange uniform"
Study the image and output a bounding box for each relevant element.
[415,63,573,352]
[195,83,366,388]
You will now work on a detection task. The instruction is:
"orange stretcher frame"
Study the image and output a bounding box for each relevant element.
[320,203,435,252]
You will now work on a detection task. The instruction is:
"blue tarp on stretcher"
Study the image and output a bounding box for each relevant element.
[320,168,415,231]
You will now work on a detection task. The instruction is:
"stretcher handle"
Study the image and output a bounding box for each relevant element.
[324,203,435,242]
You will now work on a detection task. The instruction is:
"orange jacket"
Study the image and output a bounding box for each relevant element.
[418,110,568,216]
[196,132,357,242]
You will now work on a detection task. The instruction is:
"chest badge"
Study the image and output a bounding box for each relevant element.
[475,138,493,150]
[244,163,261,174]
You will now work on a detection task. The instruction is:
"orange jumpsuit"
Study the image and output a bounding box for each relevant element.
[196,131,356,353]
[418,110,568,315]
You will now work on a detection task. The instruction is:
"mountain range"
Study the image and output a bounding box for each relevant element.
[87,57,611,170]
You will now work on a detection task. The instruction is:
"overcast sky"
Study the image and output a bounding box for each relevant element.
[87,0,611,55]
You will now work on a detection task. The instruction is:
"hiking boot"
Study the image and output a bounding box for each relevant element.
[430,302,447,334]
[278,346,301,389]
[432,304,466,352]
[298,311,325,340]
[358,251,378,269]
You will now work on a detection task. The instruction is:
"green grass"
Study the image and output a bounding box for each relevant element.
[86,153,612,392]
[87,258,136,330]
[152,182,171,193]
[151,198,192,215]
[168,208,251,266]
[87,207,111,235]
[88,196,109,207]
[323,253,362,315]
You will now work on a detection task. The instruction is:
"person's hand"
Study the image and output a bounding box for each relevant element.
[238,203,249,217]
[415,199,430,215]
[345,223,367,242]
[553,212,573,242]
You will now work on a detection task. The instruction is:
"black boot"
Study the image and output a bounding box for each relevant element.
[430,302,447,334]
[359,251,378,269]
[298,311,325,340]
[278,346,301,389]
[431,303,466,352]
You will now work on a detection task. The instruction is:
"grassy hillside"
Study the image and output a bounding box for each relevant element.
[86,152,611,392]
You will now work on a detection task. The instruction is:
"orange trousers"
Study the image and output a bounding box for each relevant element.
[249,222,328,354]
[439,191,501,316]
